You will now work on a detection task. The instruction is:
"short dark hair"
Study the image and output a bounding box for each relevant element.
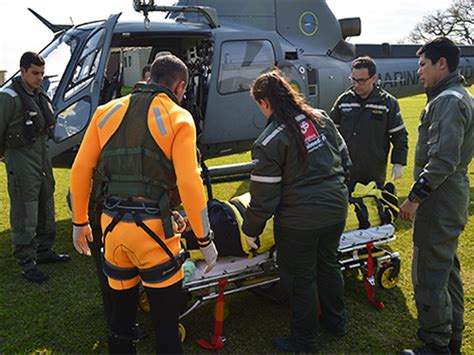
[416,37,460,72]
[20,52,45,70]
[352,56,377,77]
[141,64,151,80]
[150,54,188,88]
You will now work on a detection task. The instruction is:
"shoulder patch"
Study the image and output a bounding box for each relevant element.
[261,124,285,146]
[426,88,465,114]
[0,87,17,98]
[438,89,463,100]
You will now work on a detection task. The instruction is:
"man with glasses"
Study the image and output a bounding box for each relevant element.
[330,56,408,190]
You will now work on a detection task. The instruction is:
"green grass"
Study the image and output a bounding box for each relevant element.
[0,88,473,353]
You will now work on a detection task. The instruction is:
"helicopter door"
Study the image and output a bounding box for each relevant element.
[201,33,282,157]
[317,68,344,111]
[48,13,121,167]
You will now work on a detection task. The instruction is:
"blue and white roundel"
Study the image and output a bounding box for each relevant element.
[299,11,319,36]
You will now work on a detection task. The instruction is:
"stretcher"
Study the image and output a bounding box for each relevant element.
[139,223,401,347]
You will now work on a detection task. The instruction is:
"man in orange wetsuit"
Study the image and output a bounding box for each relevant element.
[70,54,217,354]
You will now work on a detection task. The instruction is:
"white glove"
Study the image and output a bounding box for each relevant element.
[200,242,218,273]
[245,235,259,250]
[391,164,404,181]
[72,224,93,256]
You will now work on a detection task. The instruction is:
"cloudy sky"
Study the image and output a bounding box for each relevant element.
[0,0,454,77]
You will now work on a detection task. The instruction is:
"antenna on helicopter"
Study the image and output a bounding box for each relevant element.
[132,0,218,29]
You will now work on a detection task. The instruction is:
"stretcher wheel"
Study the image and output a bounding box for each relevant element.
[377,259,401,289]
[139,289,150,313]
[178,323,186,343]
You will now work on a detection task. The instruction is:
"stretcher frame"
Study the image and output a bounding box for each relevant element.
[175,224,401,321]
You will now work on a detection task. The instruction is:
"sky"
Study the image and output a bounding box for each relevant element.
[0,0,455,77]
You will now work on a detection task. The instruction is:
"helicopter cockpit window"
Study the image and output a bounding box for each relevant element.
[54,99,92,142]
[39,32,80,99]
[218,40,275,95]
[64,28,106,101]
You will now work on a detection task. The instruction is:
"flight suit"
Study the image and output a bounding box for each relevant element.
[0,77,56,271]
[410,72,473,348]
[70,84,210,353]
[330,86,408,189]
[242,111,350,351]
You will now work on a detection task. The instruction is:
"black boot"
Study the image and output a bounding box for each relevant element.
[22,267,49,283]
[448,339,461,355]
[132,323,149,342]
[400,343,450,354]
[108,332,137,354]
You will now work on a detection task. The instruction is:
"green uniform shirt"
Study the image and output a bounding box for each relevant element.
[0,81,54,201]
[413,72,473,191]
[330,86,408,186]
[242,110,350,237]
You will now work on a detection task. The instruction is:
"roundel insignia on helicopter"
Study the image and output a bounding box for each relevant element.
[299,11,319,36]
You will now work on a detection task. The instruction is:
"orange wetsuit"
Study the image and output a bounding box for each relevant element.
[70,89,209,290]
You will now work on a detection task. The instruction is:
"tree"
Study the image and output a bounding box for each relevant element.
[405,0,473,44]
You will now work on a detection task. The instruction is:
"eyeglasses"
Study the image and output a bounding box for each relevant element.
[349,76,373,84]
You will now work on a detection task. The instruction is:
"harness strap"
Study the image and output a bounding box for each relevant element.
[132,212,175,260]
[103,259,139,280]
[373,197,388,225]
[351,197,370,229]
[101,204,186,284]
[157,194,175,239]
[139,251,187,284]
[228,199,246,218]
[103,209,126,239]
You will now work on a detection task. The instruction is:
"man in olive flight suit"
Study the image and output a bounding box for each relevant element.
[330,56,408,190]
[400,37,473,355]
[0,52,70,284]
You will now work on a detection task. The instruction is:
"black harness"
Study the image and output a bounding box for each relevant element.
[101,197,187,284]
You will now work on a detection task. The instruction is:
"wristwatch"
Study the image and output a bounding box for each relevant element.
[407,190,421,203]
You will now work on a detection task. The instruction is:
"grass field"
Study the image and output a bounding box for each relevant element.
[0,88,472,353]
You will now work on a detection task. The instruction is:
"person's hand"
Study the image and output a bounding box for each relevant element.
[400,199,419,222]
[72,224,93,256]
[200,242,218,273]
[391,164,403,181]
[245,235,259,250]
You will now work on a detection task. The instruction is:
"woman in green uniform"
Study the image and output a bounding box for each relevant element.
[242,69,351,352]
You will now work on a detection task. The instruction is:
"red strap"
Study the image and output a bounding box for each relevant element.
[196,277,228,350]
[364,243,384,310]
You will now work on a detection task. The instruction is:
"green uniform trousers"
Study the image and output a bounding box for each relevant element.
[275,222,346,351]
[412,175,468,347]
[6,153,56,270]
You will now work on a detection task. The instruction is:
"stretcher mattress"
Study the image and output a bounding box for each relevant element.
[338,224,395,250]
[189,224,395,283]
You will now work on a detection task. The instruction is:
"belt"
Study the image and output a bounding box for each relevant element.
[104,197,161,215]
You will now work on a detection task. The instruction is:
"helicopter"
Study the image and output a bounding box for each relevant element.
[2,0,474,196]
